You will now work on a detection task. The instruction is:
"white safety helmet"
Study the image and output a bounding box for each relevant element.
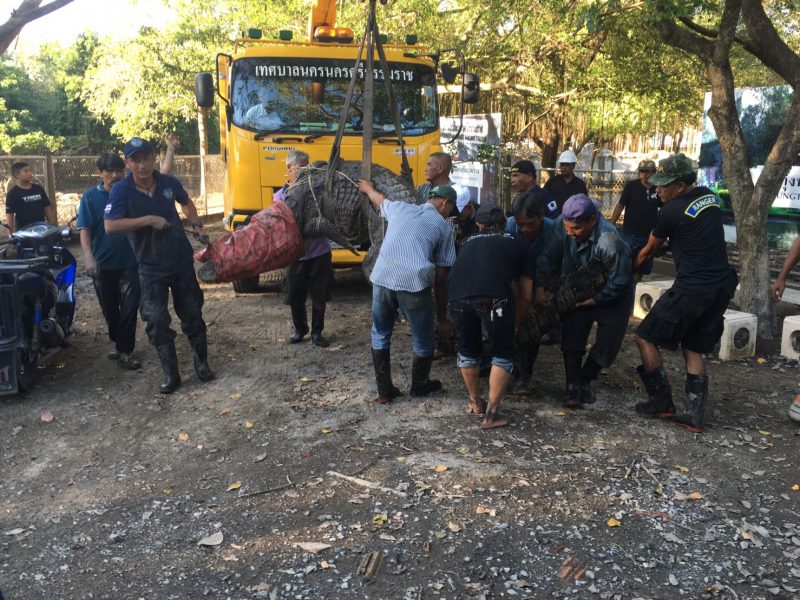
[557,149,578,164]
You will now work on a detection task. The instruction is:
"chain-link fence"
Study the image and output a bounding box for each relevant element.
[1,155,225,223]
[2,154,639,224]
[495,165,639,215]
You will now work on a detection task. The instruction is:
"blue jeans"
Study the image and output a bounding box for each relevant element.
[371,284,435,356]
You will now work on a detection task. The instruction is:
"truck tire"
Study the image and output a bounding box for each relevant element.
[232,276,260,294]
[261,269,285,293]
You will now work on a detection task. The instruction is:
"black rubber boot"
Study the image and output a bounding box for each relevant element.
[156,343,181,394]
[511,344,539,395]
[635,365,675,417]
[189,331,215,382]
[579,357,602,404]
[674,374,708,432]
[563,351,583,409]
[372,348,401,404]
[289,303,308,343]
[410,354,442,397]
[310,305,330,347]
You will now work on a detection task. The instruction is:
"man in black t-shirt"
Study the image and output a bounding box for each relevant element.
[448,204,534,429]
[611,159,662,280]
[634,154,738,433]
[5,162,56,232]
[543,150,588,212]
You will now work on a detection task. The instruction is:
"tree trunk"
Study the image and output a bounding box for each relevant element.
[197,106,208,213]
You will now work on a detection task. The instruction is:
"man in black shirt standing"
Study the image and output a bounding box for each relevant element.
[448,205,534,429]
[634,154,738,432]
[543,150,588,212]
[611,159,662,280]
[5,162,56,232]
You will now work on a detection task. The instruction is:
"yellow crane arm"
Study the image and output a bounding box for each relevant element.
[308,0,337,42]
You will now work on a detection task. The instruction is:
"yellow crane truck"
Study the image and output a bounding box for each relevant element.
[195,0,478,292]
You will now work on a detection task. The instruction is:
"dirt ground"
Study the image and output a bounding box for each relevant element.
[2,229,800,600]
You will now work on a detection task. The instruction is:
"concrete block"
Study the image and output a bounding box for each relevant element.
[717,309,757,360]
[780,315,800,361]
[633,280,673,320]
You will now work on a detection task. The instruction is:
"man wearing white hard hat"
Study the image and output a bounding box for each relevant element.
[544,149,588,214]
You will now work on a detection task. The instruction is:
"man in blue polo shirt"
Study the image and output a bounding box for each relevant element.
[357,180,458,404]
[105,137,214,394]
[78,152,141,370]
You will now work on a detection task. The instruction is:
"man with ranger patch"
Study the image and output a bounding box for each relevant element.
[633,154,738,432]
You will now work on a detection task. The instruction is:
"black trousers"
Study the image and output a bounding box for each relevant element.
[93,266,140,354]
[561,287,635,368]
[139,269,206,348]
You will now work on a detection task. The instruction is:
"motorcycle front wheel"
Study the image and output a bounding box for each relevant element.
[16,346,39,392]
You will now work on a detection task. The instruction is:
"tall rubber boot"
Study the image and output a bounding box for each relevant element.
[410,354,442,397]
[372,348,401,404]
[310,305,329,347]
[511,344,539,395]
[635,366,675,417]
[674,374,708,432]
[563,351,583,409]
[189,331,215,382]
[579,357,602,405]
[156,343,181,394]
[289,303,308,343]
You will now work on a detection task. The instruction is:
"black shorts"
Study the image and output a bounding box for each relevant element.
[284,252,334,306]
[635,281,735,354]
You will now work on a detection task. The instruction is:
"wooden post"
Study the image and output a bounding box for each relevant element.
[197,105,209,214]
[44,151,57,220]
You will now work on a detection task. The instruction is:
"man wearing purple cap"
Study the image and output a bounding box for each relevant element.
[536,193,634,408]
[105,137,214,394]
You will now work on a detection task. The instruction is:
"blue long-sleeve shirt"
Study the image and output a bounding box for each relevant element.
[536,215,633,305]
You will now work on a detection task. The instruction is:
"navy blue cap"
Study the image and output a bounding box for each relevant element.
[123,137,154,158]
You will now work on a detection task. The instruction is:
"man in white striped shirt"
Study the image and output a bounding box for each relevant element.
[357,180,458,404]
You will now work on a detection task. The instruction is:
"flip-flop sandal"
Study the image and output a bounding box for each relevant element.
[480,414,510,430]
[467,398,486,416]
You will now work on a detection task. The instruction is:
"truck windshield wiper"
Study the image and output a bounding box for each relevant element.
[254,126,296,141]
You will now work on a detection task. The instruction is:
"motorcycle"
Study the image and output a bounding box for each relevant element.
[0,221,78,395]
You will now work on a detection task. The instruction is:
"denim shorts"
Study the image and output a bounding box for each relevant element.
[449,296,515,373]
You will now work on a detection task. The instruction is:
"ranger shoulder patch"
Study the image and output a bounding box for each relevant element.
[684,194,719,218]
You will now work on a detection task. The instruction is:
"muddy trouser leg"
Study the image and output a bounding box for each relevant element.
[94,268,122,347]
[115,267,140,355]
[139,273,180,392]
[398,288,440,396]
[309,253,333,346]
[561,308,593,407]
[171,269,212,381]
[286,260,309,337]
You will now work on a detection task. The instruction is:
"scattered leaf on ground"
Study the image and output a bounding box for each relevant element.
[178,431,190,442]
[476,507,496,516]
[227,481,242,492]
[395,456,406,462]
[607,518,621,527]
[756,358,767,364]
[229,393,241,399]
[244,421,254,429]
[554,411,566,417]
[198,531,224,546]
[758,430,772,436]
[40,411,54,423]
[372,513,388,527]
[320,428,332,434]
[688,491,703,500]
[792,484,799,491]
[447,521,462,533]
[434,465,448,473]
[218,408,231,416]
[295,542,331,554]
[674,465,689,473]
[299,376,311,382]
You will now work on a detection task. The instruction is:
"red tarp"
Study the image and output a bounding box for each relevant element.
[194,201,304,282]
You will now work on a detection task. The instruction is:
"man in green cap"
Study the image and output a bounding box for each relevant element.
[357,179,458,404]
[632,153,738,432]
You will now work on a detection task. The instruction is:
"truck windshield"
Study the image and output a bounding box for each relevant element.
[231,57,438,136]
